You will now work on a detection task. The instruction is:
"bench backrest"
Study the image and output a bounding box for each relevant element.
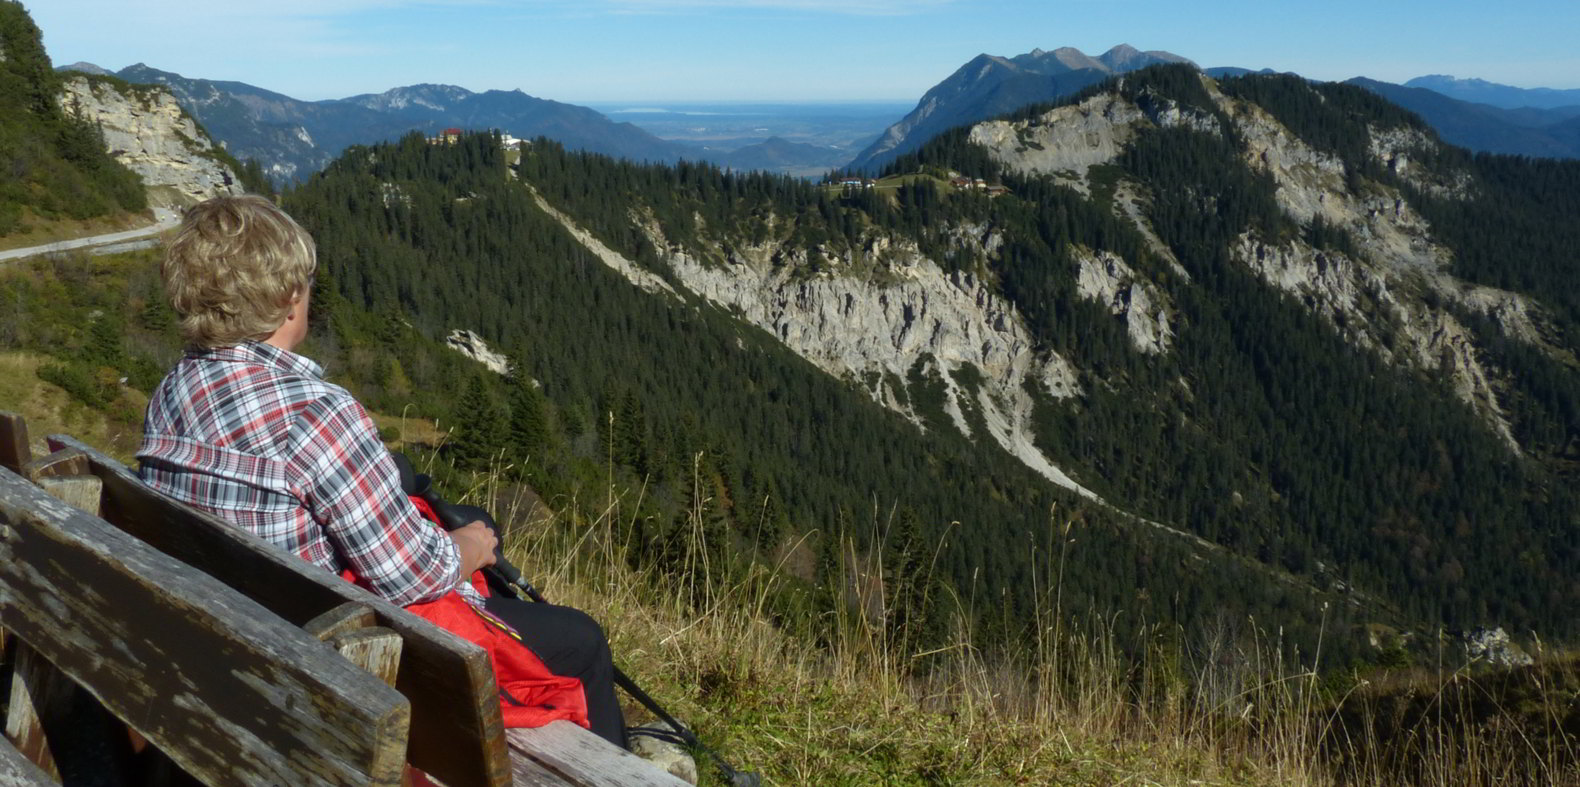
[0,467,410,785]
[43,434,513,787]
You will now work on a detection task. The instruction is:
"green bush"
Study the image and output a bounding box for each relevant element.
[38,360,108,408]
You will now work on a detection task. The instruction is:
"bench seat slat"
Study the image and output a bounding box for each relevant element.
[507,723,691,787]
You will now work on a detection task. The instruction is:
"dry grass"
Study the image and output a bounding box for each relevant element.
[0,350,146,461]
[371,407,449,450]
[433,455,1579,786]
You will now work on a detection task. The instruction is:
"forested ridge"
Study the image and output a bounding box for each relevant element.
[880,67,1580,633]
[279,131,1348,665]
[272,66,1579,664]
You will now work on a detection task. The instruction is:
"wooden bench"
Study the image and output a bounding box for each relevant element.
[0,464,410,785]
[1,413,688,786]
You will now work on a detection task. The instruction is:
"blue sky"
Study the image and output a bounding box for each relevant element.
[28,0,1580,102]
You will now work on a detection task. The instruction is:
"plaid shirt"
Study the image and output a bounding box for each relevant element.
[138,341,476,607]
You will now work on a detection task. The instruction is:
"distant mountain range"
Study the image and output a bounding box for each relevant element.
[1405,75,1580,110]
[58,64,698,183]
[58,55,1580,186]
[1348,77,1580,159]
[56,63,861,182]
[846,44,1194,171]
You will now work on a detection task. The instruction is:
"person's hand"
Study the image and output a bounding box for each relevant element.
[448,519,498,577]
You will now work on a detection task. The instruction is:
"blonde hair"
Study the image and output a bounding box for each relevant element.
[162,195,317,349]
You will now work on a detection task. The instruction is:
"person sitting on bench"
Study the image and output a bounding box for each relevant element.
[135,195,626,747]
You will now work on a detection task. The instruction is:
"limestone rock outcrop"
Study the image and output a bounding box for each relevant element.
[1463,627,1533,668]
[59,75,241,207]
[446,329,511,376]
[971,89,1220,193]
[664,241,1098,499]
[1074,249,1172,354]
[535,198,1099,499]
[1212,83,1545,450]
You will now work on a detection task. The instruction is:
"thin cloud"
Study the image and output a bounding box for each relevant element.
[608,0,956,15]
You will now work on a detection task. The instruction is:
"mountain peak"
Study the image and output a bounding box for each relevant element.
[55,61,111,76]
[1009,45,1193,77]
[1099,44,1195,72]
[1047,46,1104,72]
[848,44,1198,171]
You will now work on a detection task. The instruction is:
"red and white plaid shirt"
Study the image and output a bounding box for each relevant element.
[138,340,474,607]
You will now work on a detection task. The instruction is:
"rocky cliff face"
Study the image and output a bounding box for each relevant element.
[969,91,1219,193]
[967,71,1559,451]
[60,75,241,207]
[528,189,1100,498]
[660,241,1098,497]
[1074,248,1172,354]
[532,70,1563,504]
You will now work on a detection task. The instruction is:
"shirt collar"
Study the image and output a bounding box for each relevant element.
[187,340,324,379]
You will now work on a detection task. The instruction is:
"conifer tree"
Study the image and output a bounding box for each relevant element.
[84,310,125,370]
[508,352,552,470]
[449,373,505,469]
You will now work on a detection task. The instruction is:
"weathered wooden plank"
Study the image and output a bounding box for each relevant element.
[24,449,101,517]
[509,750,576,787]
[0,468,411,787]
[20,449,90,482]
[0,412,29,475]
[306,601,379,642]
[506,723,691,787]
[3,644,64,780]
[0,733,54,785]
[331,627,404,689]
[49,435,510,787]
[33,476,102,517]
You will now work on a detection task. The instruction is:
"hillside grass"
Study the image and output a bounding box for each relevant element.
[449,456,1579,786]
[0,350,145,461]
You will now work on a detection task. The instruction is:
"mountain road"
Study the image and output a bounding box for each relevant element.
[0,208,180,263]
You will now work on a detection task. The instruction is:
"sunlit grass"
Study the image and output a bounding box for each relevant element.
[421,453,1572,786]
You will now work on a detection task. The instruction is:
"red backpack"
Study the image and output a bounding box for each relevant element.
[345,495,590,729]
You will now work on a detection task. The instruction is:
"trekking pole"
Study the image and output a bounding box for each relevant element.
[400,465,761,787]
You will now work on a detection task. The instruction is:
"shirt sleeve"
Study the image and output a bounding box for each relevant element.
[289,390,463,606]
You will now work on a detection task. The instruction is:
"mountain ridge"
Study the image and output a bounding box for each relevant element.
[254,67,1580,672]
[488,66,1580,644]
[846,44,1195,171]
[83,64,697,183]
[1348,76,1580,159]
[1406,74,1580,110]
